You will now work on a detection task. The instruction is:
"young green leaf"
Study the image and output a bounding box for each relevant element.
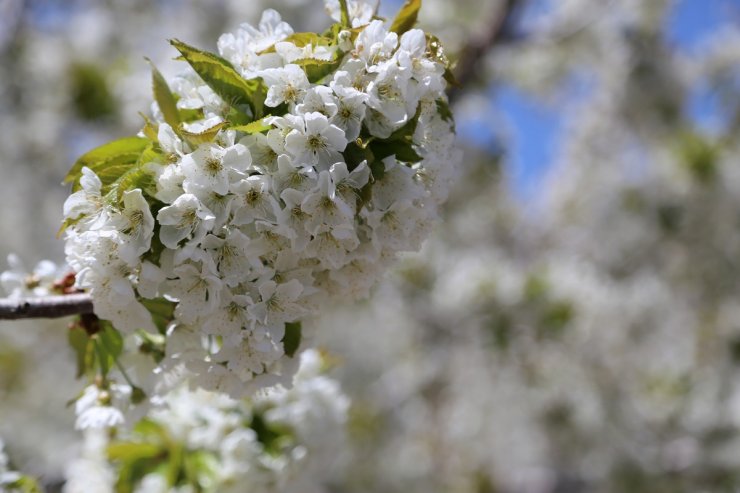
[138,112,159,141]
[169,39,267,118]
[390,0,421,34]
[107,442,162,462]
[294,57,344,83]
[146,58,181,130]
[178,107,205,123]
[68,325,94,379]
[64,136,150,190]
[230,117,272,134]
[111,143,162,200]
[178,120,230,146]
[260,32,331,54]
[338,0,351,27]
[96,322,124,377]
[140,298,176,335]
[282,321,302,358]
[436,99,455,126]
[368,105,423,163]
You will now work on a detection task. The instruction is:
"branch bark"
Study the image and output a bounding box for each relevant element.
[448,0,524,104]
[0,293,93,320]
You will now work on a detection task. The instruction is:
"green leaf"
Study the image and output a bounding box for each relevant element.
[390,0,421,34]
[178,107,205,123]
[4,475,43,493]
[338,0,351,27]
[64,136,150,190]
[108,442,162,462]
[368,105,423,163]
[134,418,170,440]
[344,140,374,171]
[140,298,175,335]
[183,450,218,486]
[260,32,331,54]
[136,329,166,363]
[147,58,181,130]
[294,57,344,83]
[178,120,230,146]
[169,39,267,118]
[113,437,168,493]
[138,112,159,141]
[111,143,162,200]
[95,322,124,377]
[282,321,302,358]
[230,117,272,134]
[436,99,454,124]
[68,325,94,379]
[166,443,185,487]
[250,411,293,455]
[224,106,252,126]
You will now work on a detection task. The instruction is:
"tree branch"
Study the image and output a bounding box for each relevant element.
[0,293,93,320]
[448,0,524,104]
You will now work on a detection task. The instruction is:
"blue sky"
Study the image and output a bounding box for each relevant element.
[479,0,732,200]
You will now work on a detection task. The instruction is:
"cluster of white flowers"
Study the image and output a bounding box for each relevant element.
[62,0,459,399]
[63,350,349,493]
[0,254,66,299]
[0,439,19,487]
[0,438,40,492]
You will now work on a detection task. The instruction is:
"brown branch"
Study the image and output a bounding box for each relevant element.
[0,293,93,320]
[448,0,524,104]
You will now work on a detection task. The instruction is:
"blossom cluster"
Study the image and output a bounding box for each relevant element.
[0,438,40,492]
[63,350,350,493]
[62,0,459,398]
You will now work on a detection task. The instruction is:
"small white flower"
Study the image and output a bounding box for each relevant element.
[181,142,251,196]
[330,80,368,141]
[275,188,312,252]
[201,230,264,286]
[248,278,306,327]
[63,166,108,228]
[301,170,355,232]
[275,41,336,64]
[74,385,127,430]
[272,154,318,193]
[260,64,310,107]
[202,291,252,336]
[366,61,413,127]
[325,0,378,28]
[354,19,398,67]
[167,261,223,324]
[240,129,285,173]
[236,8,294,53]
[304,224,359,269]
[110,189,155,266]
[157,194,216,249]
[284,112,348,170]
[1,254,62,299]
[231,175,278,225]
[296,86,339,118]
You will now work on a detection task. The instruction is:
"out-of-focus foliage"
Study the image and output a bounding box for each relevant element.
[3,0,740,492]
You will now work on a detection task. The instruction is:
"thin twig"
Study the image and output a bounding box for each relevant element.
[0,293,93,320]
[448,0,524,104]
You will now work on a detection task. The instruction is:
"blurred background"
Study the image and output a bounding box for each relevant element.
[2,0,740,491]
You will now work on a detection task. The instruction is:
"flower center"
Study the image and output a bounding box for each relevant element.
[205,157,223,176]
[307,135,326,151]
[284,84,299,102]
